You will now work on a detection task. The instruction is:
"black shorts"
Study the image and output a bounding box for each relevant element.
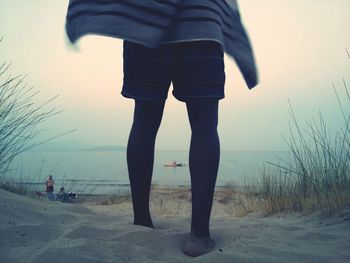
[122,40,225,102]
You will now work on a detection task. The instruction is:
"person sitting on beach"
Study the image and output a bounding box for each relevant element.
[68,192,77,200]
[45,175,55,201]
[56,187,68,202]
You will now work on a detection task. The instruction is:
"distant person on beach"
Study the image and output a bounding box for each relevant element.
[45,175,55,201]
[66,0,258,257]
[56,187,68,202]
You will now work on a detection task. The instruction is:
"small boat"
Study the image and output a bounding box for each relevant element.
[164,161,186,167]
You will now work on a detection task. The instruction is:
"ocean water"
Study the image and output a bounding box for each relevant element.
[8,150,290,194]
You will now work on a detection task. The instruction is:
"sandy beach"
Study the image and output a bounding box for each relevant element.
[0,188,349,263]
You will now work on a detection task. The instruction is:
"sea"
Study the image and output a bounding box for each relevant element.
[7,150,290,194]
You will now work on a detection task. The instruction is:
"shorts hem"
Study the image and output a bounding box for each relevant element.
[173,94,225,102]
[121,91,167,101]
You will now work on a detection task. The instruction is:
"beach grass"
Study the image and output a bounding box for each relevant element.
[0,38,75,195]
[236,75,350,216]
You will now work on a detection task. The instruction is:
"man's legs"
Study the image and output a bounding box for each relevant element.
[127,100,165,228]
[186,98,220,238]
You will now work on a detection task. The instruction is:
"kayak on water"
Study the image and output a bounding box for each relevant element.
[164,161,186,167]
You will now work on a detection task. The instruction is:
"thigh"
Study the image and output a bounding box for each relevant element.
[122,41,173,101]
[133,100,166,128]
[186,98,219,129]
[172,41,225,102]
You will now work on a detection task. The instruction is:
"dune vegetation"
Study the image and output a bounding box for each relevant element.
[236,50,350,216]
[0,38,63,194]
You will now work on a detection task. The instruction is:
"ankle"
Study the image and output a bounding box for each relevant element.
[133,221,155,229]
[190,228,211,239]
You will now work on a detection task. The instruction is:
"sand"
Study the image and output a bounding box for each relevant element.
[0,188,350,263]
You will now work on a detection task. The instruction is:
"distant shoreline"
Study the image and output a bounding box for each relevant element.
[28,145,127,152]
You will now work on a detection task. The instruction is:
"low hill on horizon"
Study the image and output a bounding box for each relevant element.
[28,141,126,152]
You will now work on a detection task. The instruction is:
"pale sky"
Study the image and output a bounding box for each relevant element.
[0,0,349,150]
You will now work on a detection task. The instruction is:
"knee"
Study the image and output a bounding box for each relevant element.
[187,99,219,133]
[190,121,218,137]
[132,118,162,135]
[189,111,218,132]
[132,100,164,134]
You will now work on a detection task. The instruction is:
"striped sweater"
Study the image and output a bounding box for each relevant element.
[66,0,258,89]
